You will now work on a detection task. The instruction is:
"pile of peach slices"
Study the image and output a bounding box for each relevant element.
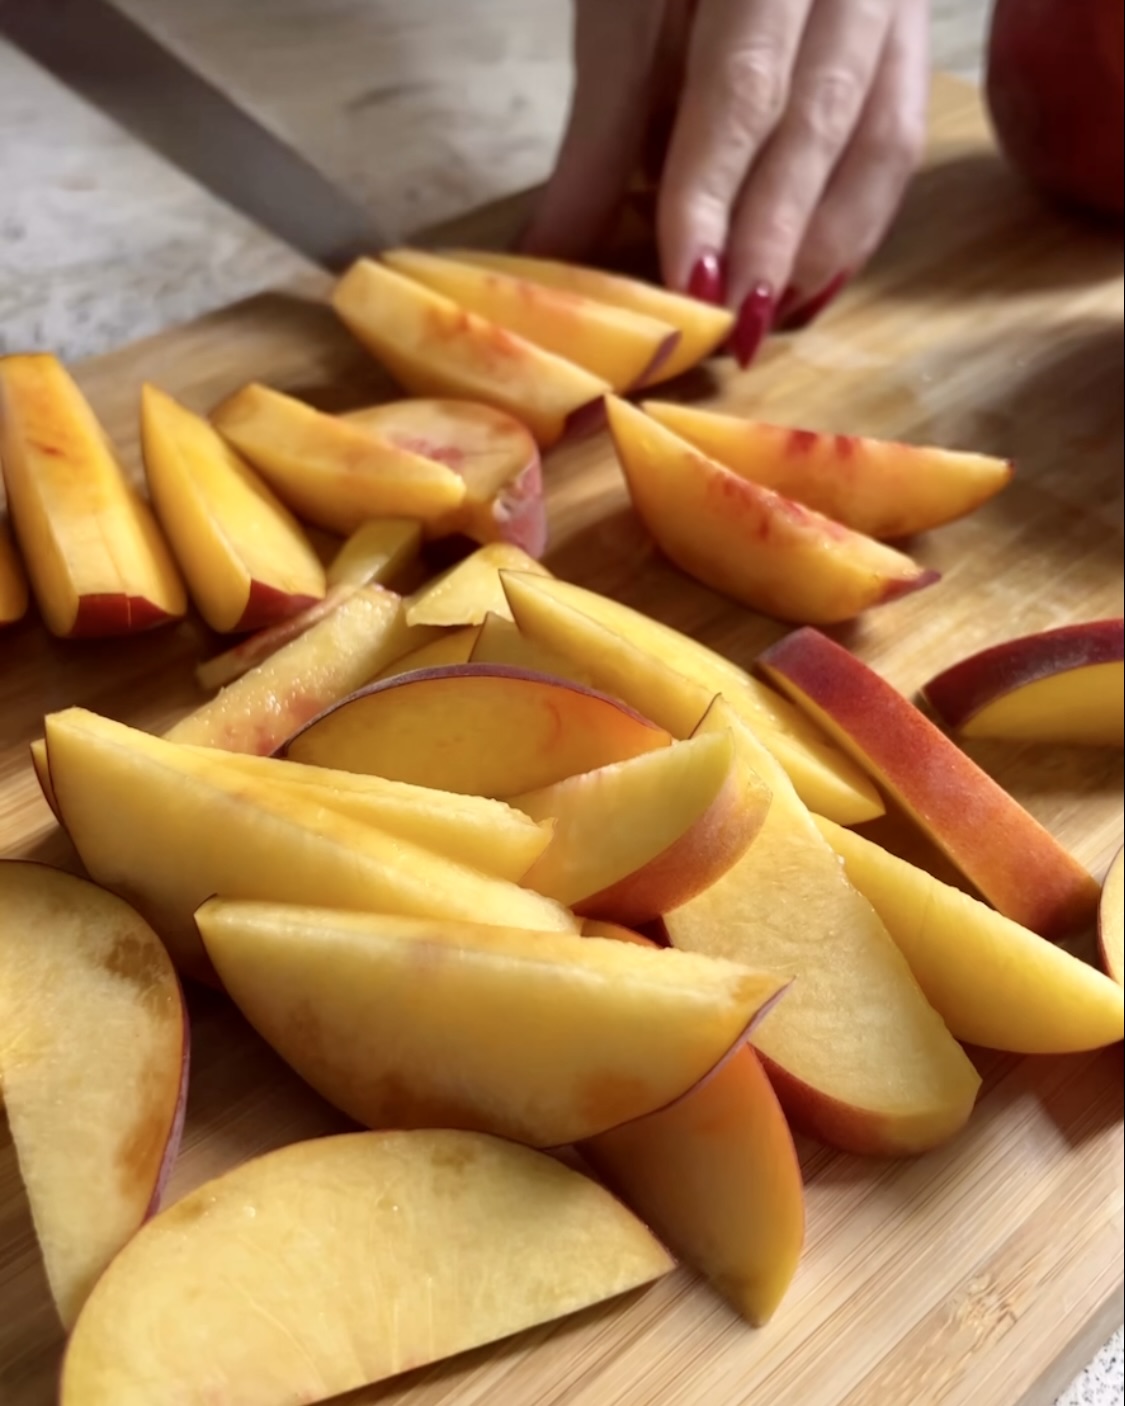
[1,252,1122,1406]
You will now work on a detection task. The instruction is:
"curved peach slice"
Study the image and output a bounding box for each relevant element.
[324,516,422,588]
[514,729,771,923]
[609,398,938,625]
[0,517,29,626]
[921,619,1124,747]
[29,736,57,817]
[332,259,610,447]
[815,817,1124,1053]
[141,384,325,633]
[198,899,784,1146]
[0,861,188,1328]
[61,1130,674,1406]
[284,664,671,798]
[471,609,592,682]
[382,248,679,391]
[405,541,549,628]
[1100,847,1123,985]
[758,629,1102,941]
[345,399,546,556]
[0,354,186,637]
[446,249,734,384]
[642,401,1014,539]
[371,624,480,681]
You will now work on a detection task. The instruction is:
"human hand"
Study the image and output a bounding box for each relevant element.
[521,0,932,365]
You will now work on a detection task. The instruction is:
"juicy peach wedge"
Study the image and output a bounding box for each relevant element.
[1100,848,1123,986]
[608,398,938,625]
[332,259,610,447]
[446,249,734,384]
[382,248,679,391]
[0,517,29,626]
[0,354,186,637]
[405,542,550,628]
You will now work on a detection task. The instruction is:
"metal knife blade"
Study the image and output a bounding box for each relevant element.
[1,0,388,272]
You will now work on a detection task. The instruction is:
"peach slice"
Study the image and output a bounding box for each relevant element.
[345,399,547,556]
[660,698,981,1158]
[608,398,938,624]
[501,571,884,825]
[198,899,784,1146]
[0,861,188,1328]
[815,817,1124,1053]
[758,628,1102,940]
[332,259,610,447]
[0,353,186,637]
[285,664,672,797]
[61,1130,674,1406]
[0,517,29,626]
[405,541,550,628]
[45,708,576,982]
[140,383,326,633]
[211,382,466,535]
[170,585,422,755]
[513,729,771,923]
[579,922,804,1327]
[29,736,58,817]
[324,516,422,588]
[1100,847,1123,986]
[382,247,679,391]
[470,609,588,680]
[446,249,735,384]
[642,401,1014,539]
[371,624,481,681]
[921,619,1124,747]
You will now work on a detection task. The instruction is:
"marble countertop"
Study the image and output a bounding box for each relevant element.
[0,4,1122,1402]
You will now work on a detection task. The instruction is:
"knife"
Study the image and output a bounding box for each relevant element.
[0,0,388,272]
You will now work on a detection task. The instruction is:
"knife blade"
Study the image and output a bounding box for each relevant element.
[1,0,388,271]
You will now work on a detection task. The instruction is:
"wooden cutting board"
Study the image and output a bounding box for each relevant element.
[1,74,1122,1406]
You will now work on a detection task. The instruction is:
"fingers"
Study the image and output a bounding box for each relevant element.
[519,0,668,259]
[780,0,931,326]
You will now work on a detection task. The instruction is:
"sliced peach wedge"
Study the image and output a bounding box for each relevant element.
[1100,847,1123,986]
[197,899,785,1146]
[332,258,610,447]
[140,384,326,633]
[370,624,481,681]
[324,516,423,588]
[815,818,1124,1053]
[0,353,186,637]
[445,249,735,385]
[758,629,1102,941]
[345,399,546,556]
[642,401,1014,539]
[0,516,29,626]
[607,398,938,625]
[921,619,1124,747]
[514,729,771,924]
[211,382,465,535]
[61,1131,674,1406]
[0,862,188,1329]
[500,570,885,825]
[284,664,672,798]
[470,609,587,681]
[382,247,680,391]
[405,541,550,628]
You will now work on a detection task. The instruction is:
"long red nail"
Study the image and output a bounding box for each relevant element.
[781,271,850,331]
[731,283,776,367]
[687,251,726,304]
[774,285,801,326]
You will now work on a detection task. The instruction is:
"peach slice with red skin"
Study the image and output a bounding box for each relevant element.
[445,249,735,385]
[0,861,188,1328]
[758,628,1102,940]
[382,247,680,391]
[921,619,1124,747]
[0,353,187,637]
[607,397,939,625]
[345,399,547,557]
[60,1130,675,1406]
[513,729,771,924]
[197,899,785,1147]
[1100,847,1123,986]
[642,401,1014,539]
[0,517,29,626]
[332,259,610,448]
[405,542,550,628]
[284,663,672,798]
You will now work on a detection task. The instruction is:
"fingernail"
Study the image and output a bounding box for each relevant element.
[731,282,776,368]
[780,271,850,331]
[686,250,726,305]
[774,285,801,327]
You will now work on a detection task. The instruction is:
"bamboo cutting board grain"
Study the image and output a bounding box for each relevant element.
[1,75,1122,1406]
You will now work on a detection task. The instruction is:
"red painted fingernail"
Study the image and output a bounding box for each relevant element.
[731,282,776,368]
[686,250,726,305]
[781,271,850,331]
[774,285,801,326]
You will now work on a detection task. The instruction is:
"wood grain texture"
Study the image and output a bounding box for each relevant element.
[1,75,1122,1406]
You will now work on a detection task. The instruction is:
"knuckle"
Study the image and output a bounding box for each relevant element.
[714,46,791,145]
[862,109,927,172]
[796,67,867,151]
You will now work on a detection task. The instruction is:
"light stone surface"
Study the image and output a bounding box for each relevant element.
[0,4,1121,1403]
